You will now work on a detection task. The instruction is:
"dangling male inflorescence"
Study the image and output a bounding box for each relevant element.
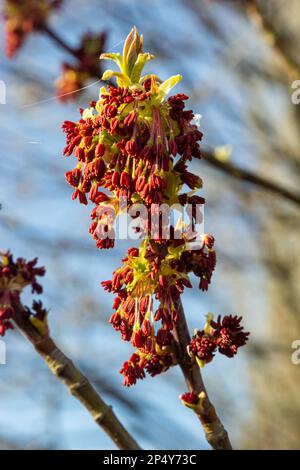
[62,27,249,387]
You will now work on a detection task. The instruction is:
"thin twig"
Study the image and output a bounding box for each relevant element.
[173,299,232,450]
[202,149,300,207]
[13,308,141,451]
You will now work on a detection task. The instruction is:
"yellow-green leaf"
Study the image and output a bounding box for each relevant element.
[158,74,182,97]
[195,356,206,369]
[100,53,123,71]
[30,315,49,337]
[204,313,214,335]
[101,70,131,86]
[130,53,155,84]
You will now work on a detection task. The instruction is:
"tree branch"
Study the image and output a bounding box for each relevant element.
[13,308,141,451]
[173,299,232,450]
[202,149,300,207]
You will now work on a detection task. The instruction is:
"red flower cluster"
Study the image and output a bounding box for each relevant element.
[211,314,250,358]
[188,315,249,367]
[102,243,178,386]
[102,235,216,386]
[62,29,203,250]
[62,86,203,247]
[56,32,107,102]
[3,0,61,58]
[180,234,216,291]
[0,251,45,336]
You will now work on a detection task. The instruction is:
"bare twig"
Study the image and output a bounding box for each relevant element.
[202,149,300,207]
[13,308,141,451]
[173,299,232,450]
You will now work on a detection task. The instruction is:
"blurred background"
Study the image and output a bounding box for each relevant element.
[1,0,300,450]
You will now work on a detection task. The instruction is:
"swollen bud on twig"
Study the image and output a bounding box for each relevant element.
[179,391,207,414]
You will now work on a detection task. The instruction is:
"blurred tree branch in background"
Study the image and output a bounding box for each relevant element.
[202,149,300,207]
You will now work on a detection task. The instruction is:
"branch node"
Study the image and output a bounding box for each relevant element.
[69,378,89,393]
[45,348,69,377]
[94,405,113,425]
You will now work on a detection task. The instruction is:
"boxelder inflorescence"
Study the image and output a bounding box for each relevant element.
[61,28,249,388]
